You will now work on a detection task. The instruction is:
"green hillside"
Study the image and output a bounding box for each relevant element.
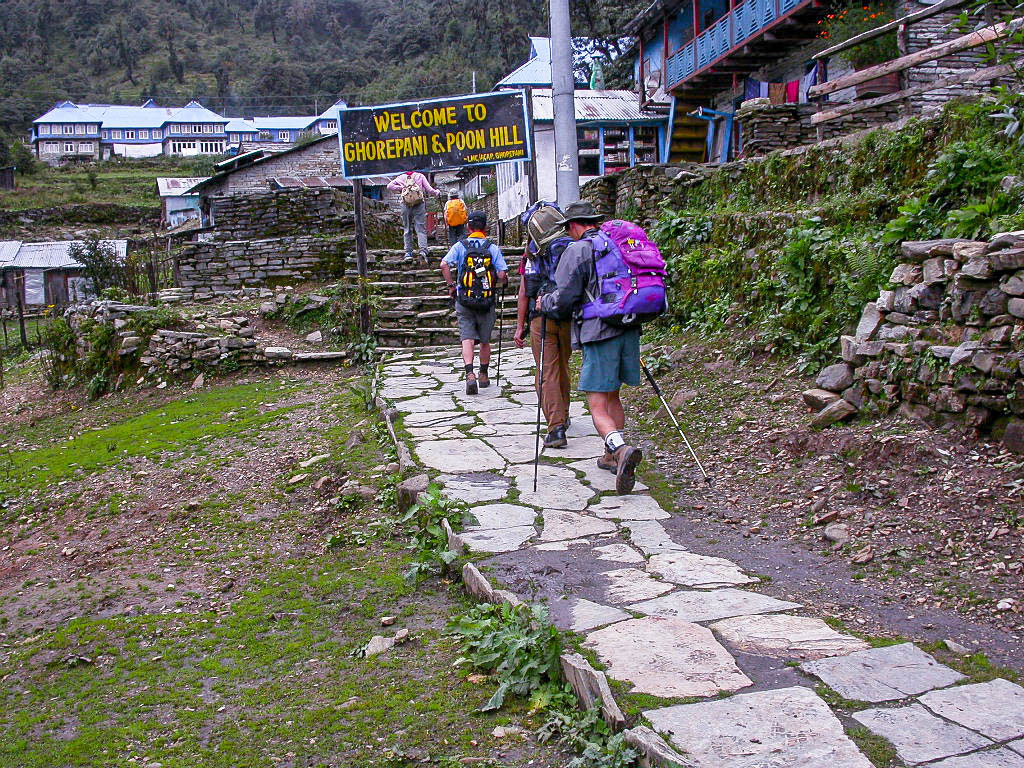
[0,0,641,131]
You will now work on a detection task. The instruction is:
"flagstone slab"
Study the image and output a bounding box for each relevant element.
[481,434,540,464]
[644,686,873,768]
[919,679,1024,742]
[482,407,541,425]
[591,495,669,521]
[647,551,756,589]
[630,588,801,623]
[1010,740,1024,757]
[568,598,631,632]
[407,428,466,442]
[620,520,686,555]
[416,439,505,472]
[402,410,471,426]
[465,503,537,529]
[539,510,616,541]
[601,567,674,603]
[438,472,510,504]
[710,614,869,660]
[460,526,537,553]
[801,643,965,703]
[566,458,648,493]
[394,394,458,413]
[548,436,608,460]
[509,390,539,406]
[566,419,600,437]
[853,704,993,765]
[507,464,594,510]
[593,542,645,564]
[585,617,752,698]
[469,422,536,436]
[931,750,1024,768]
[381,385,438,399]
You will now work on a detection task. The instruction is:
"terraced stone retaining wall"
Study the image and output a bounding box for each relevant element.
[174,187,401,300]
[806,233,1024,452]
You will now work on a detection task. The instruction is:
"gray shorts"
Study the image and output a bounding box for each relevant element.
[455,302,496,343]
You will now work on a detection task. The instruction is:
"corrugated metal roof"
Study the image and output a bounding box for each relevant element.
[317,99,349,121]
[156,178,209,197]
[0,241,22,267]
[270,175,392,189]
[34,100,226,129]
[251,116,317,130]
[530,89,665,123]
[0,240,127,270]
[497,37,553,88]
[225,118,256,132]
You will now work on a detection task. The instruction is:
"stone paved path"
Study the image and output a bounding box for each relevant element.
[379,347,1024,768]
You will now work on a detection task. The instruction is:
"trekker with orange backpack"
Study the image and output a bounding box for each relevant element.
[444,190,468,245]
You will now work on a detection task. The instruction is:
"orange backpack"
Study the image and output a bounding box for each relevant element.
[445,199,468,227]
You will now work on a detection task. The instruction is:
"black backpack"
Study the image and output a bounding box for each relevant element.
[456,238,497,311]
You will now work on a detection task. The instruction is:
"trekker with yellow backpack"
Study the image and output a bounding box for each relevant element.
[440,211,509,395]
[444,190,468,245]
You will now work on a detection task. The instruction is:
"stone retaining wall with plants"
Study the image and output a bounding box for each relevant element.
[806,233,1024,452]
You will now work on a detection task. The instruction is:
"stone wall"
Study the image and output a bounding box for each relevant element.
[806,233,1024,452]
[64,301,263,385]
[203,139,343,196]
[207,186,398,244]
[176,235,354,300]
[735,101,903,158]
[173,186,401,300]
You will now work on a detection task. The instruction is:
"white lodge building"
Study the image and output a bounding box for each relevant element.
[32,100,229,162]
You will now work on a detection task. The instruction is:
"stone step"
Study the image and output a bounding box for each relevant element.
[374,324,516,348]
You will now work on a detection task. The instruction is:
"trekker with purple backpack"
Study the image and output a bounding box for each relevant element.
[538,201,668,495]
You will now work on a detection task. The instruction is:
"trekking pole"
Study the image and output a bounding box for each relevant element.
[532,314,547,493]
[640,359,712,486]
[495,286,505,387]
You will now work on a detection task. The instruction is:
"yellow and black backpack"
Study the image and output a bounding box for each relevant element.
[456,238,497,311]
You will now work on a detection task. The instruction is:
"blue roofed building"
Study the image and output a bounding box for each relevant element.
[31,99,228,163]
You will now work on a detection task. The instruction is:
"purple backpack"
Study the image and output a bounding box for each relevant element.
[581,220,668,328]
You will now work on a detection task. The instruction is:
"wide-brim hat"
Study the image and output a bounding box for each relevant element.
[561,200,604,223]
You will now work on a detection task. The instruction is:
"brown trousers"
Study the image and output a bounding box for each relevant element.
[530,316,572,430]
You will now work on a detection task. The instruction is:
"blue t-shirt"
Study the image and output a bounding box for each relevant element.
[442,235,508,273]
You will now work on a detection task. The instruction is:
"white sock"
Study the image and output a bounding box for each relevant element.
[605,431,626,453]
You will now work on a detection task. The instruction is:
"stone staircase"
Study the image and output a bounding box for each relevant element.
[365,247,523,351]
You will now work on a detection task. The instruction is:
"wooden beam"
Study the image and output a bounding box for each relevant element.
[814,0,965,60]
[810,62,1015,124]
[808,19,1022,97]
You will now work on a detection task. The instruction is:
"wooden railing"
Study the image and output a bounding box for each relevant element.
[808,16,1023,127]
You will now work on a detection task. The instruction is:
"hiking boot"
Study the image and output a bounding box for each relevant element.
[596,450,617,473]
[614,445,643,495]
[465,373,478,395]
[419,250,429,265]
[543,425,567,449]
[478,372,490,389]
[403,252,414,263]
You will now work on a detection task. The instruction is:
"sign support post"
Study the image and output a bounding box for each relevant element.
[352,179,371,334]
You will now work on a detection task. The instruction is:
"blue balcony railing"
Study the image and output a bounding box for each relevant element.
[665,0,805,89]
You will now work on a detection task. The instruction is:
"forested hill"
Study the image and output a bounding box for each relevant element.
[0,0,643,131]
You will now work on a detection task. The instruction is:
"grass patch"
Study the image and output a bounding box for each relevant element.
[846,725,904,768]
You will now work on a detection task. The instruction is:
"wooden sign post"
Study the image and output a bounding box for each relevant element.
[352,178,371,334]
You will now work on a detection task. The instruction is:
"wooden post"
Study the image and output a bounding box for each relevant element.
[352,179,371,334]
[896,22,911,116]
[525,87,539,205]
[15,280,28,348]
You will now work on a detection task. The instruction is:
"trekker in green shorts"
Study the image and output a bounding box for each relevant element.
[538,201,643,495]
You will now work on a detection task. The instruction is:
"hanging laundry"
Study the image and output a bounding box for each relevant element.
[785,80,800,103]
[799,63,820,103]
[768,82,786,104]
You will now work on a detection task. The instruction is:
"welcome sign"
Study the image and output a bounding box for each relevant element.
[339,90,531,178]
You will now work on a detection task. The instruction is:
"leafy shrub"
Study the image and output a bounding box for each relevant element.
[400,485,465,585]
[451,602,563,711]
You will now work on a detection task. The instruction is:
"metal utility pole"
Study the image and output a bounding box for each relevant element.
[550,0,580,207]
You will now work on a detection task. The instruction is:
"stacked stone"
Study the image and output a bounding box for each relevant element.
[140,329,259,377]
[805,232,1024,452]
[176,235,354,300]
[734,101,902,158]
[209,188,367,242]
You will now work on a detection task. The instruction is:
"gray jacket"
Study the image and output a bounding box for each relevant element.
[539,231,623,348]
